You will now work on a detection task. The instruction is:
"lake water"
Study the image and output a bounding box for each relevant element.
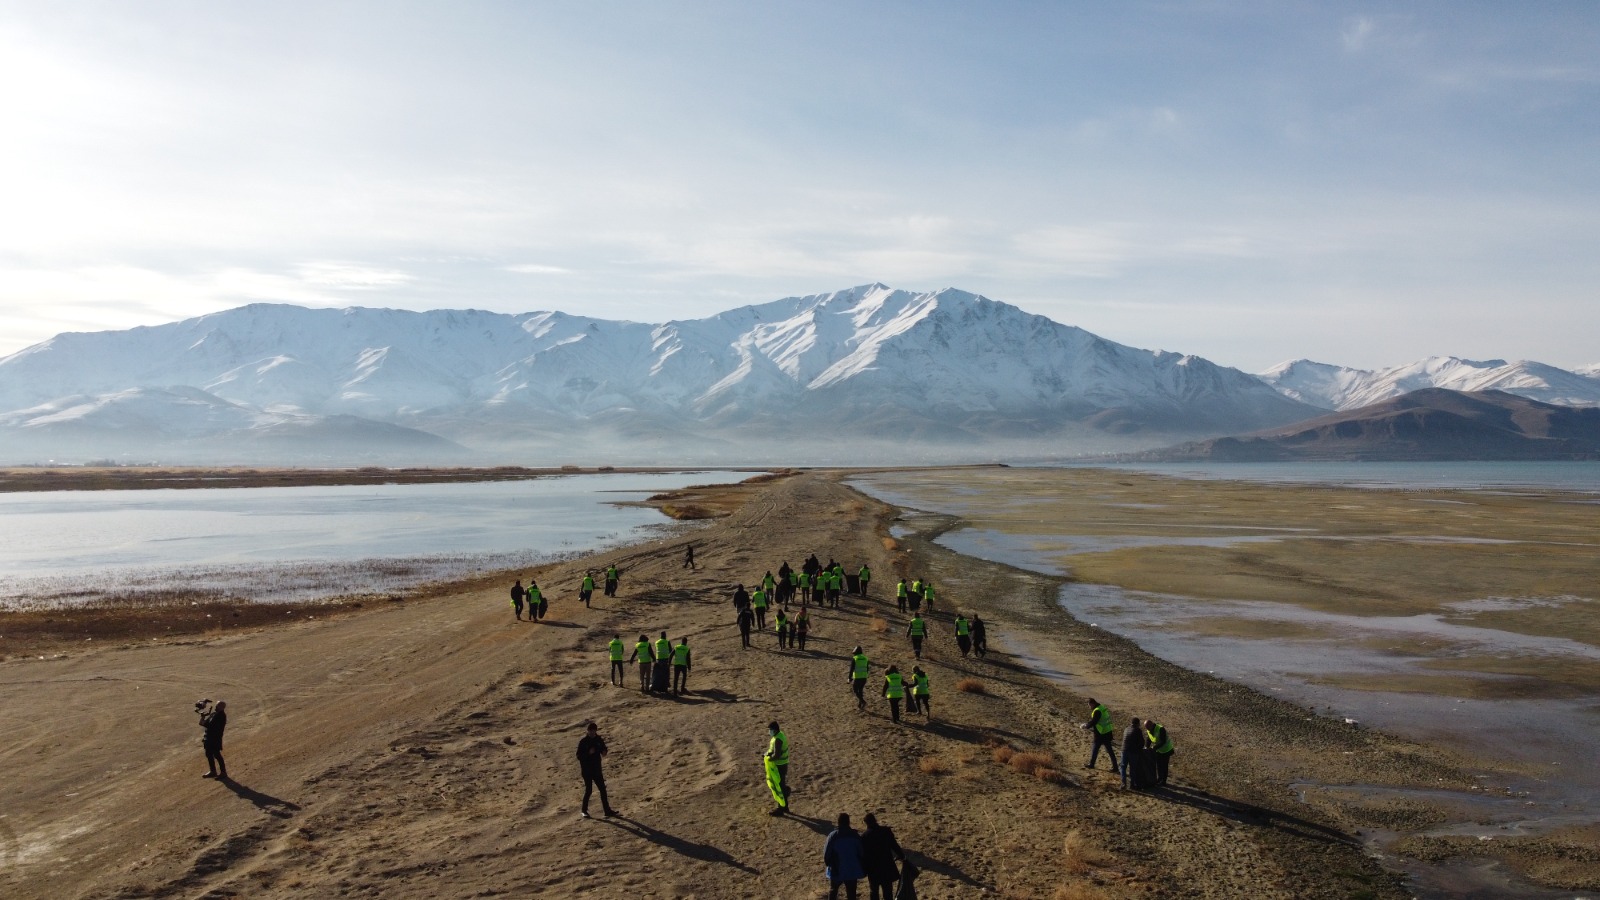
[0,472,747,608]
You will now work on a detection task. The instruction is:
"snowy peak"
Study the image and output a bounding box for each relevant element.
[1259,356,1600,410]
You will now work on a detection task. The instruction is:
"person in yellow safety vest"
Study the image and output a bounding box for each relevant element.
[798,570,811,605]
[883,666,906,724]
[763,571,776,598]
[895,578,908,613]
[857,563,871,597]
[527,581,546,621]
[607,635,626,686]
[907,578,923,613]
[581,572,596,607]
[923,581,935,613]
[652,632,672,694]
[627,634,653,693]
[847,646,870,711]
[910,666,931,719]
[905,614,927,659]
[671,637,692,695]
[774,609,789,650]
[1082,699,1118,771]
[752,587,769,631]
[604,564,620,598]
[954,614,972,657]
[1145,720,1174,785]
[764,721,789,816]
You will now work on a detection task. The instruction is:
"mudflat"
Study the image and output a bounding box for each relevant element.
[0,470,1589,898]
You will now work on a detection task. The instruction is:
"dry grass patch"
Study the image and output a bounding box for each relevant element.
[955,677,988,695]
[1035,767,1072,786]
[957,769,985,781]
[1052,882,1110,900]
[1008,751,1054,776]
[917,755,953,776]
[881,536,899,552]
[1061,829,1114,876]
[870,616,889,633]
[992,745,1016,764]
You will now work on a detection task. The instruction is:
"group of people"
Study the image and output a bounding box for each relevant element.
[891,577,935,614]
[731,583,817,651]
[758,555,872,609]
[511,565,622,620]
[1082,698,1175,789]
[849,646,933,724]
[612,631,693,696]
[823,811,919,900]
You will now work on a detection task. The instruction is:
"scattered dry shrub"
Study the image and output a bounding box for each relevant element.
[1035,767,1071,786]
[955,678,987,694]
[957,752,976,766]
[881,536,898,552]
[957,769,984,781]
[917,756,953,776]
[992,745,1016,764]
[870,617,889,633]
[1008,751,1054,776]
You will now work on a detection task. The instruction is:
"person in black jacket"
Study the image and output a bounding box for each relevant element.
[199,701,228,779]
[577,721,618,818]
[861,813,906,900]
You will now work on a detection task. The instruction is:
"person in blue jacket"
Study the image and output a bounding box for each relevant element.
[823,812,867,899]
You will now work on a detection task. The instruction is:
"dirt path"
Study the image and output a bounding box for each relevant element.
[1,473,1417,899]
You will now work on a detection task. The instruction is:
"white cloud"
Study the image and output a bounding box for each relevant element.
[504,264,573,275]
[1341,16,1376,52]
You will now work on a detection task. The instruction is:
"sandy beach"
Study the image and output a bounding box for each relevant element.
[1,470,1593,898]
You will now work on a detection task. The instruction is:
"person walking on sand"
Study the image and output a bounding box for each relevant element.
[510,579,526,620]
[786,617,798,650]
[848,646,870,710]
[752,587,769,631]
[774,609,789,650]
[604,564,620,598]
[883,666,905,724]
[1082,699,1118,771]
[683,543,696,570]
[672,637,692,695]
[764,721,790,816]
[823,813,867,900]
[1121,716,1151,790]
[628,634,653,692]
[895,578,908,613]
[577,721,618,818]
[922,581,935,614]
[737,604,754,649]
[608,635,626,686]
[763,570,776,603]
[905,614,927,660]
[910,666,931,719]
[858,563,871,597]
[1145,720,1174,785]
[199,700,227,779]
[732,583,750,612]
[954,614,972,658]
[527,580,545,621]
[580,571,596,608]
[861,813,906,900]
[971,615,987,658]
[652,632,672,694]
[796,607,810,651]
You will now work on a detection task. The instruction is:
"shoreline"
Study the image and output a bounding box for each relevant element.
[1,471,1592,897]
[0,464,777,493]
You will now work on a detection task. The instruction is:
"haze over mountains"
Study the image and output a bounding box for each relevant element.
[0,284,1595,465]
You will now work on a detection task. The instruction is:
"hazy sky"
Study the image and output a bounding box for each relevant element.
[1,1,1596,371]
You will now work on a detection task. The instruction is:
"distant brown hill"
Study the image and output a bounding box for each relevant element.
[1138,388,1600,461]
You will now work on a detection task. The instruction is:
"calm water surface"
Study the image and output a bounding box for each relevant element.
[0,472,748,606]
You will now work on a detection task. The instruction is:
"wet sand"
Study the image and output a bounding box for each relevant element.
[0,469,1593,897]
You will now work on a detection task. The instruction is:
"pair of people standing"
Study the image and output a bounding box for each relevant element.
[824,812,914,900]
[509,578,547,621]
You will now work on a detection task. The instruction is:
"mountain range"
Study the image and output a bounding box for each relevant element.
[1138,389,1600,461]
[0,285,1318,464]
[0,284,1595,464]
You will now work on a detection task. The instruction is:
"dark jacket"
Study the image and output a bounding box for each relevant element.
[577,734,607,776]
[861,823,904,880]
[824,826,867,881]
[201,709,226,748]
[1122,725,1147,758]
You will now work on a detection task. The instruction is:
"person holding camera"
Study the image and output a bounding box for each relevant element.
[197,700,228,779]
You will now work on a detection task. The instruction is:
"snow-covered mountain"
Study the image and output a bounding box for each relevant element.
[1259,357,1600,411]
[0,284,1322,463]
